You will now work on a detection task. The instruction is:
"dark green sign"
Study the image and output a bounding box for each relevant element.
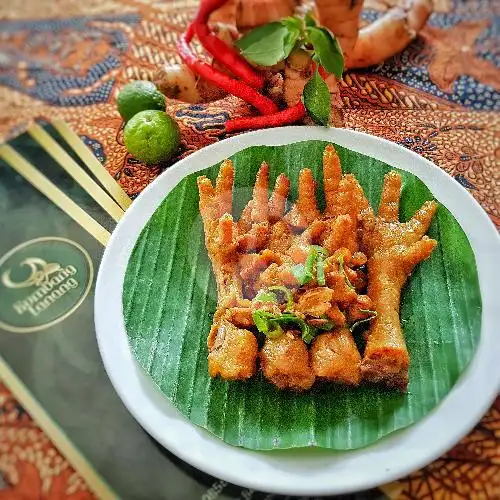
[0,237,93,333]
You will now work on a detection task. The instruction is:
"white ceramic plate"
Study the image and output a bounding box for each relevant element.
[95,127,500,496]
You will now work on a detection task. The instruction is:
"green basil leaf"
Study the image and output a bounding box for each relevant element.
[283,26,301,59]
[235,22,291,66]
[253,290,277,303]
[291,263,314,285]
[304,11,317,28]
[304,247,318,276]
[311,244,328,256]
[303,70,331,126]
[316,254,326,285]
[281,16,302,32]
[301,322,317,344]
[274,313,317,344]
[252,310,272,333]
[266,320,284,338]
[253,310,319,344]
[306,26,344,78]
[252,310,284,338]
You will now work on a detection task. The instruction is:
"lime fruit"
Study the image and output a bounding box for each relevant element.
[124,110,180,165]
[117,81,166,122]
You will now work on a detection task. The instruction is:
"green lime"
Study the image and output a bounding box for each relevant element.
[117,81,166,121]
[124,110,180,165]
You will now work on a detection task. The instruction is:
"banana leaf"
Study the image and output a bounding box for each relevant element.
[123,140,481,450]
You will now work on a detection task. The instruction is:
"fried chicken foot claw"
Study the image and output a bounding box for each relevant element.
[269,173,290,223]
[261,332,315,390]
[284,168,320,230]
[238,162,270,252]
[322,144,342,213]
[198,161,258,379]
[208,319,258,380]
[360,172,438,390]
[311,328,361,385]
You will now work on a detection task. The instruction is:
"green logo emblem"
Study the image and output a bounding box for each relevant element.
[0,237,93,333]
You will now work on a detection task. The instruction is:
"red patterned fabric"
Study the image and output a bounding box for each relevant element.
[0,0,498,498]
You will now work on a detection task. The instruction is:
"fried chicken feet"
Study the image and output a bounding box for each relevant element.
[198,147,438,392]
[360,172,438,390]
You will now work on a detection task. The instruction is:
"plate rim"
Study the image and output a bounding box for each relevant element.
[95,126,500,496]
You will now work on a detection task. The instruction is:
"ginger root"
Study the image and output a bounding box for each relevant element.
[315,0,433,69]
[315,0,364,64]
[348,0,433,68]
[210,0,297,30]
[153,63,227,103]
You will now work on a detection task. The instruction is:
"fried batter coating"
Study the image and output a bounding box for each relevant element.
[237,223,269,253]
[237,163,270,253]
[269,173,290,223]
[296,287,335,317]
[284,168,320,230]
[360,172,438,390]
[348,294,374,323]
[288,220,329,263]
[322,147,369,255]
[260,331,315,390]
[255,262,298,290]
[323,144,342,213]
[208,319,258,380]
[239,162,269,229]
[198,165,243,303]
[268,220,293,254]
[198,160,233,222]
[198,147,438,392]
[311,328,361,385]
[322,214,357,254]
[199,161,260,379]
[325,171,369,225]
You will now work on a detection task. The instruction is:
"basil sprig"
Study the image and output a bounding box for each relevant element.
[235,20,301,67]
[292,245,328,286]
[305,26,344,78]
[252,282,334,343]
[234,13,344,126]
[235,14,343,77]
[252,310,333,344]
[303,69,331,126]
[253,286,294,311]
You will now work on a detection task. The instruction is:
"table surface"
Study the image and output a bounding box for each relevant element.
[0,0,498,499]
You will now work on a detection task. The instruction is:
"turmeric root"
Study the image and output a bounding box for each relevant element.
[283,48,314,106]
[315,0,364,64]
[153,63,227,103]
[210,0,297,30]
[153,23,238,103]
[348,0,433,68]
[315,0,433,69]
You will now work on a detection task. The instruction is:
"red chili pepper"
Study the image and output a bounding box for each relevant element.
[195,24,265,89]
[225,102,306,133]
[318,65,329,80]
[194,0,229,25]
[177,32,278,115]
[311,62,329,81]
